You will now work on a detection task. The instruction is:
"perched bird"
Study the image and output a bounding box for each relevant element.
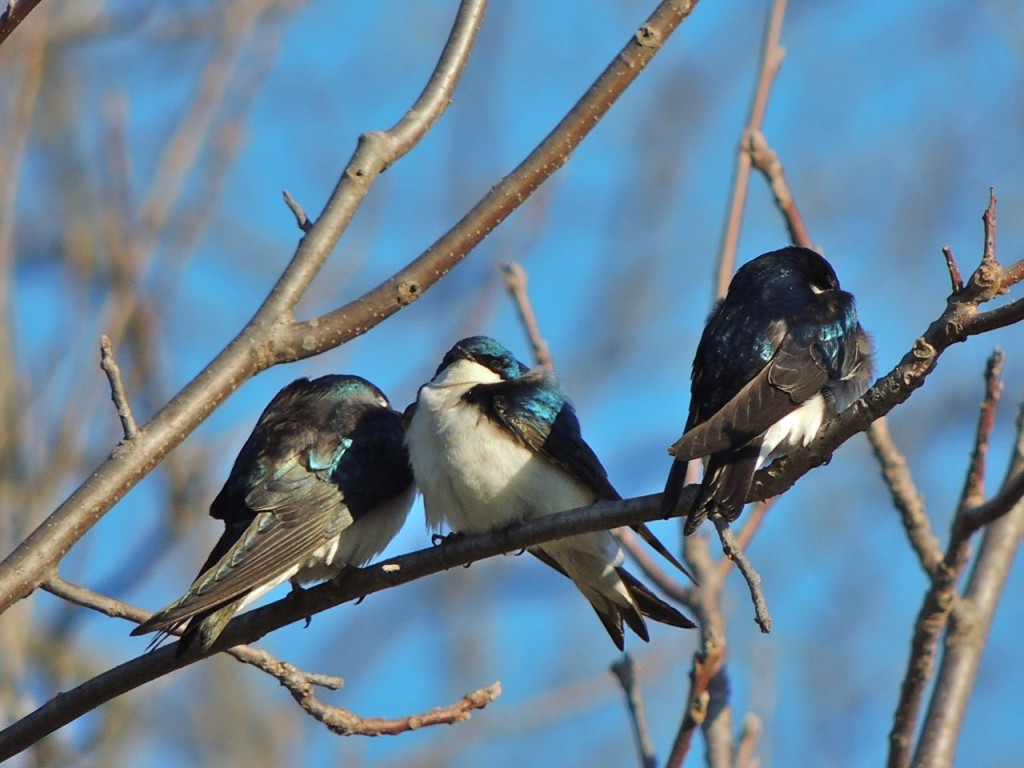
[132,375,416,653]
[405,336,695,650]
[662,246,873,534]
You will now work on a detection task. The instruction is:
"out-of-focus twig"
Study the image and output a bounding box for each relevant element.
[611,654,656,768]
[714,0,788,300]
[501,261,554,372]
[747,130,812,249]
[866,418,943,577]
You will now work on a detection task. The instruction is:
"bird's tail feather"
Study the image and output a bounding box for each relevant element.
[531,535,695,650]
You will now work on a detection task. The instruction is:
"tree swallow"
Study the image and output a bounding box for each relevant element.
[662,246,874,534]
[405,336,695,650]
[132,375,416,653]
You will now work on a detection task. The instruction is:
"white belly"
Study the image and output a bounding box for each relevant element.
[758,393,826,470]
[405,363,595,533]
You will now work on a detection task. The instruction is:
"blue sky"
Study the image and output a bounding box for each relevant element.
[9,1,1024,766]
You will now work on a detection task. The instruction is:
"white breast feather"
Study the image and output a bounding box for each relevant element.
[406,359,595,534]
[757,393,826,471]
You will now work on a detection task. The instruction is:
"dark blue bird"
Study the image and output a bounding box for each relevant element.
[405,336,694,650]
[662,247,873,534]
[132,375,416,653]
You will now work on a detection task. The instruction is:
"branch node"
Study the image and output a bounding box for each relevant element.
[282,189,313,232]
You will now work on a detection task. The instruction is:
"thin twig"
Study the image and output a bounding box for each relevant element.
[99,335,139,440]
[714,498,772,584]
[957,349,1003,514]
[501,261,553,371]
[610,654,657,768]
[713,516,771,633]
[866,418,943,577]
[283,189,312,232]
[942,246,964,293]
[39,576,499,737]
[747,130,812,249]
[714,0,788,300]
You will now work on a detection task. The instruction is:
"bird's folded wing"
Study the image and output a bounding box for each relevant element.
[466,372,621,501]
[670,335,830,461]
[133,463,350,634]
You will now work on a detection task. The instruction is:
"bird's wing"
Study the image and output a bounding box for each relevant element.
[467,374,695,581]
[669,333,831,462]
[132,456,350,635]
[464,372,621,501]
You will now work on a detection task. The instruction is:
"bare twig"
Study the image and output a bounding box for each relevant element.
[747,130,812,249]
[957,350,1003,514]
[713,516,771,633]
[714,498,772,584]
[611,654,657,768]
[866,418,943,577]
[714,0,788,300]
[282,189,312,232]
[99,335,139,441]
[501,261,554,371]
[38,576,499,739]
[943,246,964,293]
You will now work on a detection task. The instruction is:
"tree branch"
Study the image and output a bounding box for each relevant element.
[0,0,43,48]
[866,418,943,577]
[611,653,657,768]
[501,261,554,372]
[98,335,139,441]
[913,403,1024,768]
[714,0,787,300]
